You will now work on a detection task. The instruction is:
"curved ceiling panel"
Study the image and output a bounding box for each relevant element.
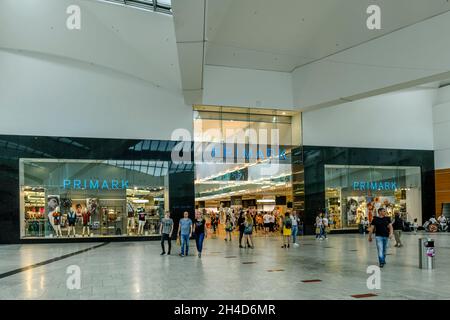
[0,0,182,91]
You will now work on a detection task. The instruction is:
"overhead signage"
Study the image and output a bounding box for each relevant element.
[63,179,129,190]
[352,181,398,191]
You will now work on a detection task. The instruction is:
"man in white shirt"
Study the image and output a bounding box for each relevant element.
[269,213,275,232]
[263,212,271,233]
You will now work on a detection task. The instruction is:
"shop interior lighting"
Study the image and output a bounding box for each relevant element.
[133,199,150,204]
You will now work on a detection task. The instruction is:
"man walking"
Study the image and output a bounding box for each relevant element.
[392,212,404,247]
[160,211,174,255]
[368,208,393,268]
[291,211,300,246]
[178,211,193,257]
[238,211,246,248]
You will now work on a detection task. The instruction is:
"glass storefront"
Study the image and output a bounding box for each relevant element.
[20,159,169,239]
[325,165,422,230]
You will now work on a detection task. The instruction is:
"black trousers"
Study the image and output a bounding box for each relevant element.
[239,229,244,244]
[239,230,250,246]
[161,233,171,253]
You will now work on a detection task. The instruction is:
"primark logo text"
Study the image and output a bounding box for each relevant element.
[63,179,129,190]
[353,181,398,191]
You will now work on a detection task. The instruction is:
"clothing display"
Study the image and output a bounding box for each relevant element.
[67,210,77,226]
[82,211,91,226]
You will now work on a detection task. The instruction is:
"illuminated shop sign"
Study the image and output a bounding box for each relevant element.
[352,181,397,191]
[63,179,129,190]
[211,146,287,160]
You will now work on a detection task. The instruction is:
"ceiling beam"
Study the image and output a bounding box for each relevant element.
[171,0,206,105]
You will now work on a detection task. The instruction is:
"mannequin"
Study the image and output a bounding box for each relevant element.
[127,202,135,235]
[137,209,146,235]
[52,207,63,237]
[47,196,60,236]
[67,206,78,237]
[81,207,91,237]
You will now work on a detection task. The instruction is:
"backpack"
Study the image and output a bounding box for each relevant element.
[285,217,292,229]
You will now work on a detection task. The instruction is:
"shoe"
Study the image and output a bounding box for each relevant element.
[167,252,171,255]
[399,244,403,248]
[287,244,290,248]
[394,244,398,247]
[239,245,244,248]
[281,245,286,248]
[179,253,184,257]
[294,243,299,247]
[249,246,254,249]
[160,252,166,255]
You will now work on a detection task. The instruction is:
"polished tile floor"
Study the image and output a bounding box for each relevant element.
[0,232,449,300]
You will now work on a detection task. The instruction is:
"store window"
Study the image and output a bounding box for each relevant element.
[20,159,169,239]
[325,165,422,230]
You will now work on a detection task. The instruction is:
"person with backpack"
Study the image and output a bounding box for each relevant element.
[281,212,292,248]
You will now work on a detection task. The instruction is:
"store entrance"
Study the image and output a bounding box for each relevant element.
[193,105,302,242]
[195,188,295,240]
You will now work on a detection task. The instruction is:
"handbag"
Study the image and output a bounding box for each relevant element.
[176,237,181,246]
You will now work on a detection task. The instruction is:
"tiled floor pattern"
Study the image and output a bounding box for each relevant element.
[0,232,449,300]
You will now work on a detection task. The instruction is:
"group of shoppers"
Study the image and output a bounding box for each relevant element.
[159,210,207,258]
[159,209,304,257]
[368,209,407,268]
[314,213,329,240]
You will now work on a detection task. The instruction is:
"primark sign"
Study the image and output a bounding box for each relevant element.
[353,181,398,191]
[63,179,129,190]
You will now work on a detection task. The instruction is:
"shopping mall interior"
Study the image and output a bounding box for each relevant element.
[1,0,450,303]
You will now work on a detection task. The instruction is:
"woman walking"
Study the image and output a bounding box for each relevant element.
[315,213,323,240]
[281,212,292,248]
[243,212,254,249]
[224,213,233,241]
[291,211,300,246]
[194,210,207,258]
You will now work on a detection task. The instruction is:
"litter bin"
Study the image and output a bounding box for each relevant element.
[419,238,435,269]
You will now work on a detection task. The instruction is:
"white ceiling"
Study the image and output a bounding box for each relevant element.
[0,0,182,91]
[205,0,450,72]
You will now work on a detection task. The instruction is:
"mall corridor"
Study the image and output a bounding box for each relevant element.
[1,233,449,300]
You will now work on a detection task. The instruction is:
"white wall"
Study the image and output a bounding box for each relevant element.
[292,10,450,111]
[203,65,294,109]
[0,49,193,140]
[433,86,450,169]
[302,88,436,150]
